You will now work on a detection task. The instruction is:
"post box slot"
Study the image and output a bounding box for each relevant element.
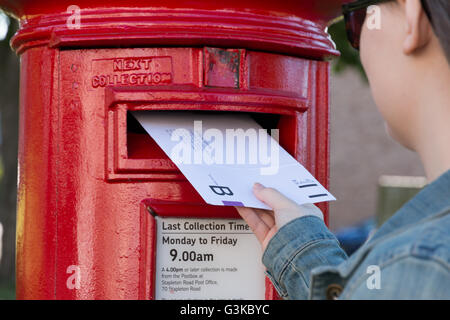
[108,107,298,181]
[127,112,168,159]
[126,110,282,160]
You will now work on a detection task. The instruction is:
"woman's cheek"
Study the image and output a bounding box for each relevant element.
[359,22,406,146]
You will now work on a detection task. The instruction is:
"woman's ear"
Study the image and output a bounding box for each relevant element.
[401,0,433,55]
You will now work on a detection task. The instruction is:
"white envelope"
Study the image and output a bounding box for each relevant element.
[133,111,335,210]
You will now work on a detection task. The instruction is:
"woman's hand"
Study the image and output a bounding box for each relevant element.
[235,183,324,252]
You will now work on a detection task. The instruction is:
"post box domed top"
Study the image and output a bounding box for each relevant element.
[1,0,349,57]
[0,0,346,21]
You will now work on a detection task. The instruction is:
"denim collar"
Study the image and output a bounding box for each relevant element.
[368,169,450,243]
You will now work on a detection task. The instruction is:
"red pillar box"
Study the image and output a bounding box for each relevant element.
[1,0,344,299]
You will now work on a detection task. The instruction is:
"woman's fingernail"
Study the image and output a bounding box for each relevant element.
[253,183,265,191]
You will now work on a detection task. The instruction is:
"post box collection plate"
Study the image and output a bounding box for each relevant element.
[155,216,265,299]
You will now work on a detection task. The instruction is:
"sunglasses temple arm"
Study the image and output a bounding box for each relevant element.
[327,15,345,27]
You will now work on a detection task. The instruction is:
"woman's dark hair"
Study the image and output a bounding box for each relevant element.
[423,0,450,63]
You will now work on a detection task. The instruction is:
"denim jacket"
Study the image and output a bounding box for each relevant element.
[263,170,450,299]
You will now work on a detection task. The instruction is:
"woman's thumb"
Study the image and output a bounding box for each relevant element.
[253,183,299,211]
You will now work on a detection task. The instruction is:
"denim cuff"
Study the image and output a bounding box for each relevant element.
[262,215,337,298]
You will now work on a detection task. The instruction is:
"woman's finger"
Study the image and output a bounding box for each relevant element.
[253,183,299,211]
[235,206,270,244]
[253,208,276,228]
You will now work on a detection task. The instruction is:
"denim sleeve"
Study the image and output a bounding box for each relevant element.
[262,215,348,300]
[342,256,450,299]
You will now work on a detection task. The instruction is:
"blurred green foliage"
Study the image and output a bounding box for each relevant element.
[0,157,3,181]
[0,11,17,300]
[0,283,15,300]
[328,19,367,82]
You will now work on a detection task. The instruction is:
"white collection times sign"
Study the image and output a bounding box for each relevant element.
[155,216,266,299]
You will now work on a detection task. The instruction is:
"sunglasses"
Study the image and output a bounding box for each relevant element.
[342,0,392,50]
[341,0,432,51]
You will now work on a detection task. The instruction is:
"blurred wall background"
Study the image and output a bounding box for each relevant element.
[328,68,425,231]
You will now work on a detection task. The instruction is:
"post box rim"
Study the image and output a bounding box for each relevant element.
[6,7,341,58]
